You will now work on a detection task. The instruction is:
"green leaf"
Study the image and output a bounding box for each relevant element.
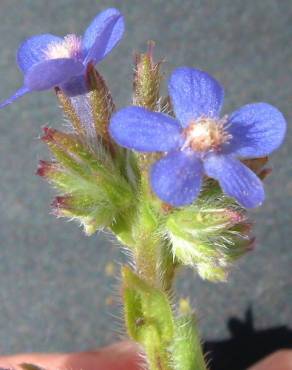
[122,266,174,370]
[122,266,174,343]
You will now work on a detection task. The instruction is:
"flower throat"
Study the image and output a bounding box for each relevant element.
[45,34,83,61]
[182,116,231,152]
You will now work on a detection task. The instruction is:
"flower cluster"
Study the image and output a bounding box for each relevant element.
[1,8,286,211]
[0,7,288,370]
[110,67,286,208]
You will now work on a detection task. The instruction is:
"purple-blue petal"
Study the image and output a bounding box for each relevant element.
[60,75,88,97]
[82,8,124,65]
[0,86,31,109]
[168,67,224,127]
[17,34,62,73]
[109,107,182,152]
[151,151,203,207]
[204,154,265,208]
[223,103,287,158]
[24,58,84,91]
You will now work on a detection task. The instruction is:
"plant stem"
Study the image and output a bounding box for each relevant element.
[122,171,207,370]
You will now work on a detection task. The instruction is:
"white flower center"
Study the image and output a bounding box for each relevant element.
[44,34,83,60]
[182,116,231,152]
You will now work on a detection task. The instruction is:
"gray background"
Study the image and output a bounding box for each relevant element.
[0,0,291,360]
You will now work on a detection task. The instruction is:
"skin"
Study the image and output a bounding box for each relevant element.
[0,343,291,370]
[0,342,142,370]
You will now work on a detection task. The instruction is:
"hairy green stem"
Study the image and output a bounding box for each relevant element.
[128,242,208,370]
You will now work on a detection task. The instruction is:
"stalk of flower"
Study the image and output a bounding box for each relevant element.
[0,7,287,370]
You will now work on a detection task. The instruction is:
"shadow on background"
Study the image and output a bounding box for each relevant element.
[205,308,292,370]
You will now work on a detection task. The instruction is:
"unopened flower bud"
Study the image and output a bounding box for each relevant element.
[38,127,134,235]
[133,41,162,111]
[166,204,253,281]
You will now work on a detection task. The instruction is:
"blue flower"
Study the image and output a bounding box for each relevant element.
[109,67,286,208]
[0,8,124,108]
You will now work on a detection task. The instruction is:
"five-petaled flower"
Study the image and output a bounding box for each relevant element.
[109,67,286,208]
[0,8,124,108]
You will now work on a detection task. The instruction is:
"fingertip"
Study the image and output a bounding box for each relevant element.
[0,341,142,370]
[248,350,292,370]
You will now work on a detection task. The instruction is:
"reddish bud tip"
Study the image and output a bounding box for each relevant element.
[259,168,272,180]
[41,127,57,143]
[36,160,54,177]
[162,203,173,214]
[247,237,256,251]
[51,196,73,217]
[224,209,246,226]
[51,196,70,209]
[146,40,155,58]
[239,222,253,234]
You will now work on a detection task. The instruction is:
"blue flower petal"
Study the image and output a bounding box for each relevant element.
[151,151,203,206]
[168,67,224,127]
[204,154,265,208]
[223,103,287,158]
[82,8,124,65]
[17,34,63,73]
[109,106,182,152]
[24,58,84,91]
[60,75,88,97]
[0,86,31,108]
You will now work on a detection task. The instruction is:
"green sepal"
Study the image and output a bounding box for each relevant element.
[85,63,115,142]
[42,128,113,177]
[38,127,136,235]
[165,201,252,281]
[196,262,228,282]
[133,41,162,111]
[55,87,87,138]
[167,205,240,238]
